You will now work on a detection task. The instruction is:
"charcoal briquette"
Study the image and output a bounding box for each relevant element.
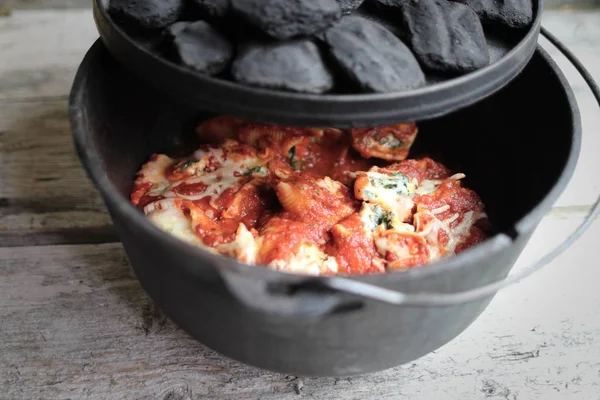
[231,0,342,40]
[164,21,190,40]
[173,21,234,74]
[371,0,403,6]
[400,0,489,74]
[337,0,364,14]
[108,0,184,30]
[323,16,425,93]
[355,5,406,39]
[190,0,231,19]
[231,40,334,93]
[456,0,533,29]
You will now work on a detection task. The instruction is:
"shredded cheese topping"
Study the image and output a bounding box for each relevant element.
[131,116,489,276]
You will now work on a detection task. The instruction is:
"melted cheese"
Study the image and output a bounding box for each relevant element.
[359,203,414,233]
[143,199,212,250]
[218,223,258,264]
[415,209,485,260]
[375,233,419,259]
[358,170,416,222]
[135,154,173,187]
[147,142,266,206]
[266,244,338,276]
[416,173,466,195]
[132,118,488,277]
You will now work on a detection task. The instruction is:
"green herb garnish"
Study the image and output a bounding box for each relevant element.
[369,205,394,230]
[368,171,411,196]
[378,135,403,149]
[288,146,297,170]
[179,160,194,171]
[245,165,267,177]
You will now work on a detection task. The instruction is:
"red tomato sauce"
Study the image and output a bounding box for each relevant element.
[132,116,490,276]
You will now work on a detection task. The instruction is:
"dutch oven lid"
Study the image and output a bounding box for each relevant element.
[94,0,541,128]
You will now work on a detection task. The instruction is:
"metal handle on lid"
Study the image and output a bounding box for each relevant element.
[303,27,600,308]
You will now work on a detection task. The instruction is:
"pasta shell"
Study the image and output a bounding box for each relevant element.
[374,230,431,270]
[196,116,246,143]
[276,176,357,229]
[351,122,418,161]
[276,181,306,216]
[237,124,288,147]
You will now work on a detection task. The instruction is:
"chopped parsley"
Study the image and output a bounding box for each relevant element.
[288,146,298,170]
[368,205,394,230]
[376,132,403,149]
[244,165,268,177]
[179,160,194,171]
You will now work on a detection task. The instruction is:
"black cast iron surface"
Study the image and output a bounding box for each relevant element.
[70,40,580,376]
[92,0,542,128]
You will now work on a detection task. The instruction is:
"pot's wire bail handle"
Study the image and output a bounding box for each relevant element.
[312,27,600,308]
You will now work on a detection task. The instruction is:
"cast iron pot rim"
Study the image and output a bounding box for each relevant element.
[69,41,581,286]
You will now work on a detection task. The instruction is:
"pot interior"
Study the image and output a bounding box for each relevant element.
[77,44,577,243]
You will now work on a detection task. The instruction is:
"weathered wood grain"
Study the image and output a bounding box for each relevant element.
[0,101,114,244]
[0,1,13,16]
[13,0,91,9]
[0,9,98,100]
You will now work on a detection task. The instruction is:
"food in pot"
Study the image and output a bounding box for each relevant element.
[399,0,490,74]
[131,116,489,276]
[455,0,533,30]
[231,40,334,94]
[323,16,426,93]
[350,121,418,161]
[173,21,234,74]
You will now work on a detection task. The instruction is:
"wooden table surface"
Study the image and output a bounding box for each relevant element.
[2,7,600,400]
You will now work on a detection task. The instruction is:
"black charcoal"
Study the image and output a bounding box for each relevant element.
[337,0,364,14]
[456,0,533,29]
[191,0,231,19]
[231,40,334,93]
[164,21,190,40]
[355,5,406,38]
[400,0,489,74]
[108,0,184,30]
[323,16,425,93]
[173,21,234,74]
[231,0,342,40]
[371,0,403,6]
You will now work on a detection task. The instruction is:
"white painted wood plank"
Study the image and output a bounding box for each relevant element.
[0,9,97,100]
[542,10,600,209]
[0,101,112,234]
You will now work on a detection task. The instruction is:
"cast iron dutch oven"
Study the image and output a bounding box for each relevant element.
[70,30,600,376]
